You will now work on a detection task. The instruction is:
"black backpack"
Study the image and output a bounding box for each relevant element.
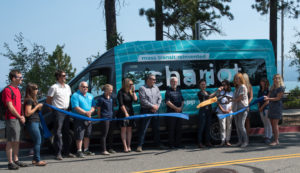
[0,86,15,121]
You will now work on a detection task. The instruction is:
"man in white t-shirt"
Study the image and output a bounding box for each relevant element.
[46,70,75,160]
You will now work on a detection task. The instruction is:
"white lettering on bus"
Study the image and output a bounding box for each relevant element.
[141,63,241,87]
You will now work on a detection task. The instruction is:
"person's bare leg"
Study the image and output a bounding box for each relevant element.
[126,127,132,151]
[12,142,19,162]
[76,140,83,151]
[83,137,90,150]
[6,142,13,163]
[121,127,128,152]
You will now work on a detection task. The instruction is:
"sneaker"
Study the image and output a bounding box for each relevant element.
[198,143,206,148]
[14,161,28,167]
[83,150,95,156]
[101,151,110,155]
[64,153,76,158]
[8,163,19,170]
[55,155,63,160]
[136,146,143,152]
[76,151,85,158]
[108,149,116,154]
[240,143,248,148]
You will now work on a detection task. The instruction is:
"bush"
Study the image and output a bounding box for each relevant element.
[284,86,300,109]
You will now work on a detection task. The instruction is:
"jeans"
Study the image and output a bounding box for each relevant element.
[259,109,272,139]
[234,111,248,144]
[27,122,42,162]
[197,109,211,144]
[137,109,160,147]
[53,110,71,156]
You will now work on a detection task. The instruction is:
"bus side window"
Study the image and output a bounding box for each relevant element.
[90,68,110,97]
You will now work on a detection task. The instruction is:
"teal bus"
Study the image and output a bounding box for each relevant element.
[44,39,277,146]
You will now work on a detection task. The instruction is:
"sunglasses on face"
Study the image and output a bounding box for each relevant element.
[15,76,23,80]
[81,86,88,89]
[61,74,66,77]
[129,83,134,86]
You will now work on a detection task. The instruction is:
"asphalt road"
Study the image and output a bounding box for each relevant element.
[1,133,300,173]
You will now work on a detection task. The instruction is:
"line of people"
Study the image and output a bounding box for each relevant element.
[1,69,285,170]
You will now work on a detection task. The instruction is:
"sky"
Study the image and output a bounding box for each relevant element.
[0,0,299,88]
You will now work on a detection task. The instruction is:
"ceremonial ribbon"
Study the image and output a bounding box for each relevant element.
[196,96,218,109]
[38,112,52,138]
[38,103,190,138]
[217,96,265,119]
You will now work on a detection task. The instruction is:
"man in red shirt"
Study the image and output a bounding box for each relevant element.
[2,70,28,170]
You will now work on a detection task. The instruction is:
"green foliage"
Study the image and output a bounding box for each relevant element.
[45,45,76,87]
[252,0,300,18]
[1,33,76,97]
[106,32,124,50]
[139,0,233,40]
[284,86,300,109]
[289,32,300,81]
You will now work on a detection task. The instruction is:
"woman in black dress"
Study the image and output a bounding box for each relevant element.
[117,78,137,152]
[264,74,285,146]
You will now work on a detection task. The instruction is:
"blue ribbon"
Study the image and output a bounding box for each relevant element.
[217,96,265,120]
[39,103,190,138]
[38,112,52,138]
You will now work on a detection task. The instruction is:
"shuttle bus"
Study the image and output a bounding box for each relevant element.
[44,39,277,146]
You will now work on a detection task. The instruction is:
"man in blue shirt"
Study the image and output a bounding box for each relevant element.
[71,81,96,158]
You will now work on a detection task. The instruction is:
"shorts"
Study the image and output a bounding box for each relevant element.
[5,119,21,142]
[74,120,92,140]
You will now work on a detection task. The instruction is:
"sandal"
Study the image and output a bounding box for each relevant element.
[35,161,47,166]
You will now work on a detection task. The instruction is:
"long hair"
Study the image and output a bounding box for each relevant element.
[122,78,133,95]
[271,74,284,90]
[260,78,269,91]
[25,83,38,105]
[233,73,246,88]
[243,73,252,92]
[222,79,231,92]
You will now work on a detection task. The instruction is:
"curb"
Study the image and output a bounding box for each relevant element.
[249,126,300,135]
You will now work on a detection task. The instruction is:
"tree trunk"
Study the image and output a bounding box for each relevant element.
[155,0,163,40]
[270,0,277,67]
[105,0,117,50]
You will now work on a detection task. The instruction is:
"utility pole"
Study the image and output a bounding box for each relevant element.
[281,0,284,80]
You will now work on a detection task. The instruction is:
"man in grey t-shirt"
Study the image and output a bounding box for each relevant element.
[136,74,162,152]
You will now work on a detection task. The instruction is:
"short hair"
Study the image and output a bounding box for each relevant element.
[55,70,65,80]
[9,70,21,81]
[102,84,113,92]
[79,81,88,88]
[170,76,178,82]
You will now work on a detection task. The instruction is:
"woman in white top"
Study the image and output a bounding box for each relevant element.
[231,73,249,148]
[243,73,253,136]
[217,80,233,146]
